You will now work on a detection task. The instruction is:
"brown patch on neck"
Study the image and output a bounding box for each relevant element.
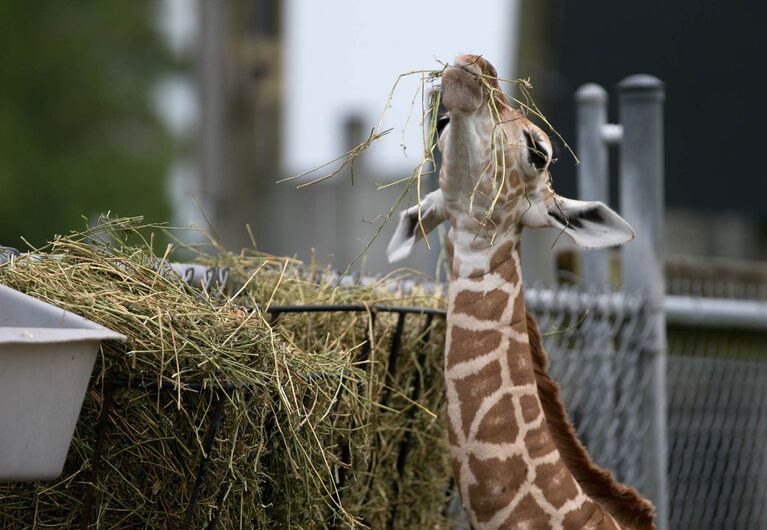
[525,312,657,530]
[453,289,510,321]
[447,327,502,368]
[488,240,520,285]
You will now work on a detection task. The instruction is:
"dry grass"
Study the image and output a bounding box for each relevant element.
[0,217,453,529]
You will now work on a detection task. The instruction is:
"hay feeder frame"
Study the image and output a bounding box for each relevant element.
[79,302,446,530]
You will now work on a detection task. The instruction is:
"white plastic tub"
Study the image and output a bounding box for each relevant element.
[0,284,125,482]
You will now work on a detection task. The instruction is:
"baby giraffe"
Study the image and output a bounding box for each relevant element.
[387,55,655,530]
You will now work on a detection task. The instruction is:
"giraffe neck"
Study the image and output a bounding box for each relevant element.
[445,237,620,530]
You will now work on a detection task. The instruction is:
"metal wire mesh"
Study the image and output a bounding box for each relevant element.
[663,273,767,529]
[667,258,767,301]
[667,355,767,529]
[667,326,767,530]
[526,285,652,494]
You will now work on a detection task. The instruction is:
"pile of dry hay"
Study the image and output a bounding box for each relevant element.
[0,218,452,529]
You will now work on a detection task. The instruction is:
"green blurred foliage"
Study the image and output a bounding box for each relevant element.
[0,1,175,248]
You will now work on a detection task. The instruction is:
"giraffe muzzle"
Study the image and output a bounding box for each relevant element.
[442,65,484,114]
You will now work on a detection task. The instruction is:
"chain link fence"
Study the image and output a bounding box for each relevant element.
[528,281,767,530]
[665,275,767,530]
[527,286,652,494]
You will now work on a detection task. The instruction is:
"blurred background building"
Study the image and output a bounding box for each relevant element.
[2,0,766,283]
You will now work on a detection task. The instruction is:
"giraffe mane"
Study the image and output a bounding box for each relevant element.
[525,311,657,530]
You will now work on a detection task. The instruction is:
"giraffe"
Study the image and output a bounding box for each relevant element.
[387,55,656,529]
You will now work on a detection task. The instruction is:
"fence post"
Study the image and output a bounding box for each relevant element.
[618,75,668,530]
[575,83,629,467]
[575,84,610,286]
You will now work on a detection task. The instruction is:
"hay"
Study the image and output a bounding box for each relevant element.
[0,217,452,529]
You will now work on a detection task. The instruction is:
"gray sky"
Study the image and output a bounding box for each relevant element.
[282,0,519,179]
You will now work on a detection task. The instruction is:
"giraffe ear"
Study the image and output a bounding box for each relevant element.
[386,190,447,263]
[544,195,634,249]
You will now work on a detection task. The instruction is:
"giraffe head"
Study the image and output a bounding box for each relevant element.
[387,54,634,263]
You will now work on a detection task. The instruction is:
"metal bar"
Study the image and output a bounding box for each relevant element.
[0,246,19,265]
[271,292,767,332]
[525,287,642,317]
[618,74,668,530]
[395,314,434,478]
[387,313,434,530]
[205,482,228,530]
[257,403,279,521]
[182,393,227,527]
[665,295,767,330]
[575,83,611,286]
[601,123,623,145]
[329,310,377,529]
[80,381,116,530]
[25,254,767,332]
[360,312,408,526]
[528,291,767,331]
[379,312,407,409]
[206,390,253,530]
[264,304,446,316]
[167,260,767,329]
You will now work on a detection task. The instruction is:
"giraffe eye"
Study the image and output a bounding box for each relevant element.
[523,129,551,171]
[436,114,450,136]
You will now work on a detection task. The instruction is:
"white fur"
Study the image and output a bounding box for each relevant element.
[386,189,447,262]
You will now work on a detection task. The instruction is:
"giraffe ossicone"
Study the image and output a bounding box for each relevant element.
[388,55,655,530]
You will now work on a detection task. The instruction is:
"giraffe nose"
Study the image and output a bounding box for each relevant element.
[442,66,484,114]
[453,56,482,76]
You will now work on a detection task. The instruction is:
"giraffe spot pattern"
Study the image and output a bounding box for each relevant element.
[511,290,527,332]
[475,394,520,445]
[468,267,488,278]
[500,492,551,529]
[519,394,541,424]
[535,461,582,510]
[505,343,536,386]
[468,453,527,524]
[448,419,461,446]
[562,499,620,529]
[453,360,504,438]
[562,500,598,529]
[448,327,503,368]
[488,242,521,285]
[453,288,511,322]
[524,424,554,460]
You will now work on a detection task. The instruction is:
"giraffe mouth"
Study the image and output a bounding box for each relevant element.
[447,66,477,83]
[452,65,481,80]
[441,66,484,114]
